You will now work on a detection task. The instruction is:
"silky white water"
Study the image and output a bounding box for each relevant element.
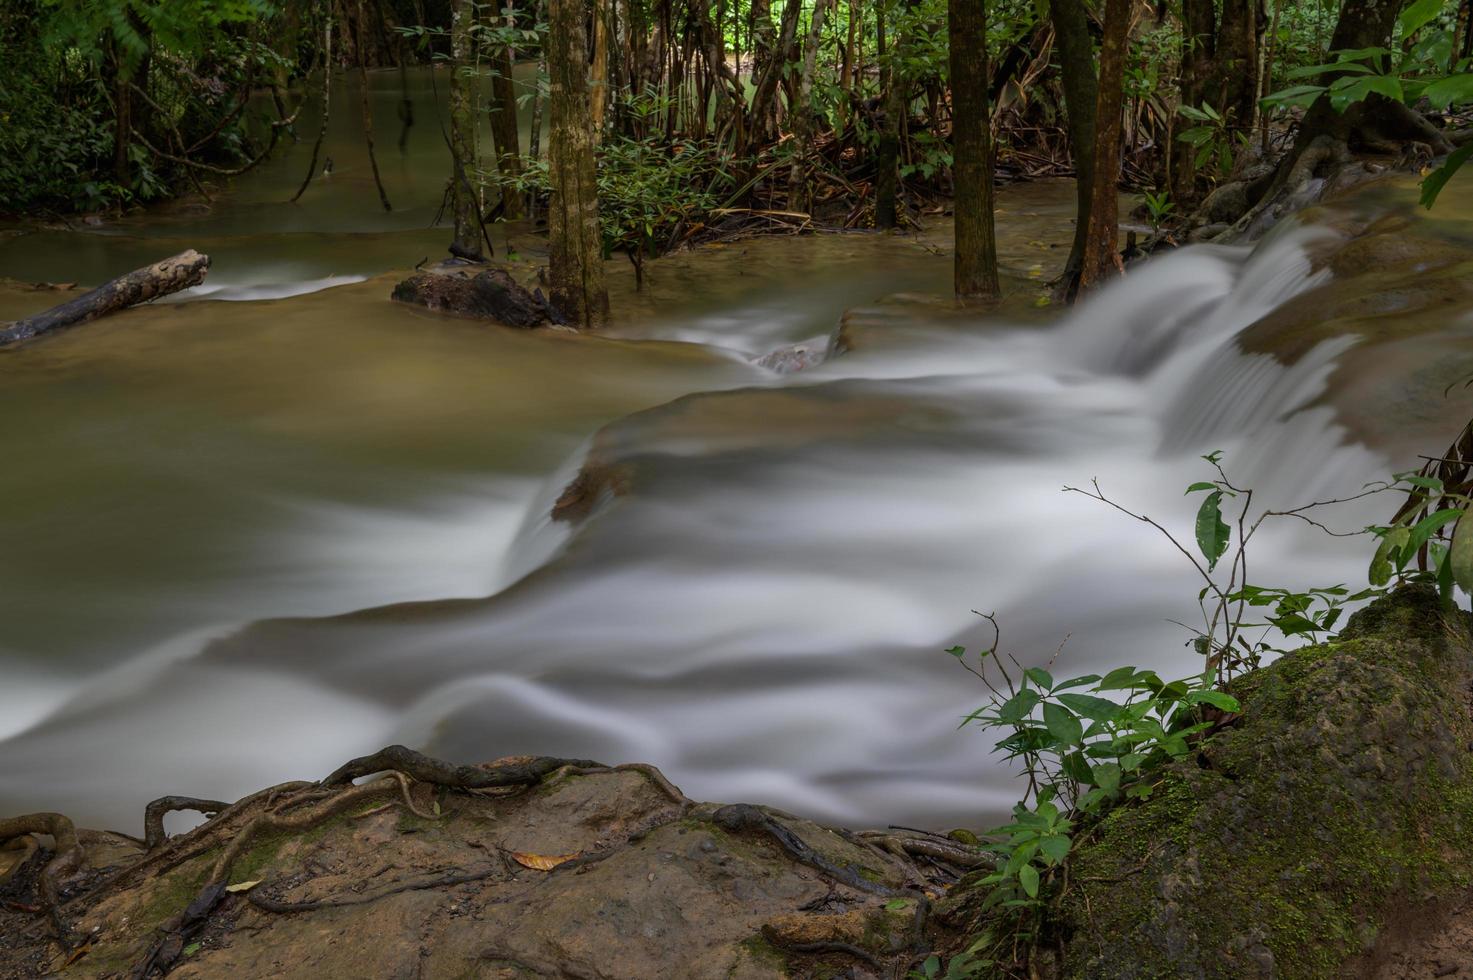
[0,209,1411,831]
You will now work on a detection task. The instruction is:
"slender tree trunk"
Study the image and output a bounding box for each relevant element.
[291,16,334,203]
[788,0,834,213]
[488,3,524,218]
[1172,0,1215,202]
[1047,0,1096,294]
[1259,0,1281,152]
[875,0,906,229]
[449,0,483,259]
[547,0,609,326]
[357,0,393,211]
[948,0,999,299]
[749,0,802,142]
[591,0,610,136]
[1078,0,1129,294]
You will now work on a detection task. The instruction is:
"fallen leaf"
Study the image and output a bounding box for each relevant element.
[510,851,579,871]
[225,879,261,893]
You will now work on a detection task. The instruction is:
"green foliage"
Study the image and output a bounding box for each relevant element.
[495,90,740,260]
[1176,102,1245,179]
[1141,190,1173,232]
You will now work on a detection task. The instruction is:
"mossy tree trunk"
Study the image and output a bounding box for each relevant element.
[547,0,609,327]
[874,0,909,230]
[1172,0,1215,202]
[449,0,484,260]
[1078,0,1129,294]
[948,0,998,299]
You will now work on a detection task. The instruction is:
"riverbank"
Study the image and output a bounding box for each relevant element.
[3,587,1471,979]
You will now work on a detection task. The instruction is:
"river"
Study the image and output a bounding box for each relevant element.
[2,69,1472,832]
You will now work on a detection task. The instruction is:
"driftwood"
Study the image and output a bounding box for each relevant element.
[0,250,211,348]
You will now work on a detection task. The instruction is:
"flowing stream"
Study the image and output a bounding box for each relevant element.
[3,72,1473,831]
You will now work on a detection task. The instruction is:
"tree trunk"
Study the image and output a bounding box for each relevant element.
[1078,0,1129,294]
[547,0,609,327]
[787,0,834,213]
[358,0,393,211]
[488,3,524,220]
[0,251,211,348]
[1047,0,1097,294]
[749,0,802,142]
[948,0,998,299]
[875,0,907,230]
[449,0,483,259]
[1172,0,1215,202]
[1216,0,1262,134]
[591,0,610,137]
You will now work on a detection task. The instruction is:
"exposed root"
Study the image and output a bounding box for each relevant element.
[0,812,83,944]
[247,865,500,913]
[760,933,884,970]
[323,744,602,789]
[855,829,990,869]
[142,797,229,851]
[208,778,399,885]
[561,763,692,808]
[712,803,899,897]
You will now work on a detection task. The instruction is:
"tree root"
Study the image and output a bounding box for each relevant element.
[143,797,229,851]
[0,812,83,944]
[247,865,500,914]
[712,803,899,897]
[323,744,602,789]
[759,934,884,970]
[855,829,990,869]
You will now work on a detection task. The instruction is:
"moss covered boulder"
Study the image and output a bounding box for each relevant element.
[1033,586,1473,978]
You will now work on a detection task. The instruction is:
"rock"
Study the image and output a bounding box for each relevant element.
[938,587,1473,979]
[1,764,934,980]
[391,264,555,328]
[753,337,833,374]
[1200,181,1251,224]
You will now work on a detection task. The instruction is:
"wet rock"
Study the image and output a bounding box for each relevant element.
[753,337,831,374]
[391,264,555,328]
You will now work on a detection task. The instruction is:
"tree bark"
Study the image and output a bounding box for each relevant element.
[1078,0,1130,294]
[1047,0,1097,293]
[787,0,834,213]
[1172,0,1215,202]
[948,0,999,299]
[449,0,484,259]
[875,0,910,229]
[547,0,610,327]
[488,3,524,220]
[0,251,211,348]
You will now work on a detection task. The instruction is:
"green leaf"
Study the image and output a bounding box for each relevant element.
[1184,482,1218,494]
[1024,667,1054,691]
[1090,762,1123,794]
[1262,83,1329,108]
[1057,693,1125,722]
[1184,690,1240,711]
[1405,508,1464,560]
[1195,491,1231,571]
[1422,142,1473,208]
[1038,834,1071,865]
[1053,674,1103,692]
[1042,702,1083,746]
[884,898,910,911]
[1018,863,1040,898]
[1399,0,1446,37]
[1370,526,1411,584]
[1449,508,1473,594]
[996,689,1042,724]
[1423,74,1473,111]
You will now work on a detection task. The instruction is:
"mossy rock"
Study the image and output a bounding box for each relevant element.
[1041,586,1473,978]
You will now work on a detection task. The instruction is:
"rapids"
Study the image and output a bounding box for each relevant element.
[1,72,1471,830]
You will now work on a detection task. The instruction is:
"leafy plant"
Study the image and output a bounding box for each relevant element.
[1176,102,1247,180]
[1142,189,1174,232]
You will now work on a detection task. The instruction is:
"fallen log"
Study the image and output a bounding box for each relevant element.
[0,249,211,348]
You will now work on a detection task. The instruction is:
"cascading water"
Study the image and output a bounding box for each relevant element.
[0,207,1408,832]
